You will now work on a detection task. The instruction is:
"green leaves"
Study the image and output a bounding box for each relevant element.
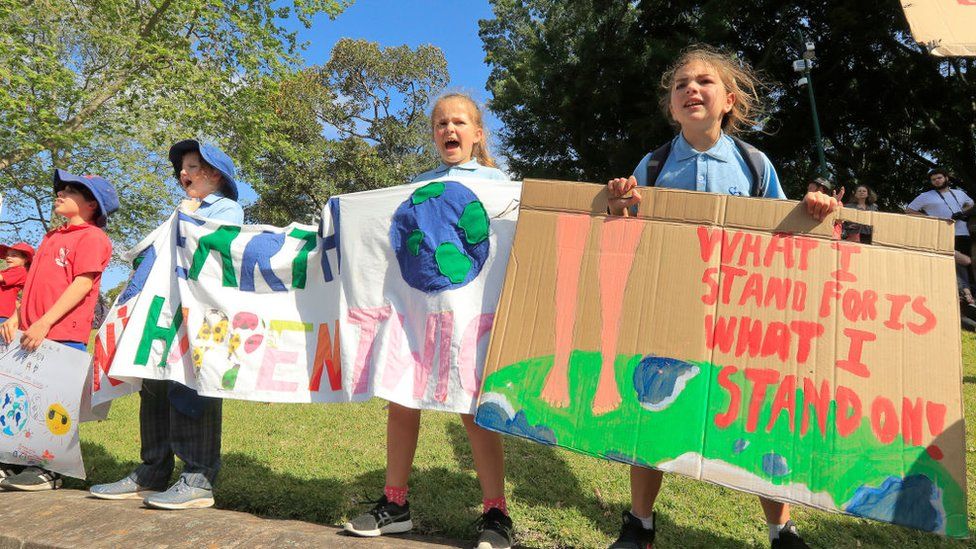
[481,0,976,208]
[0,0,351,248]
[239,38,448,226]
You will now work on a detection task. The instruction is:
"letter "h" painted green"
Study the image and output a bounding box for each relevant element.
[189,226,242,287]
[135,296,185,367]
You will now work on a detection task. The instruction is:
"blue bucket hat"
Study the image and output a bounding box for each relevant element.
[53,170,120,227]
[168,139,239,201]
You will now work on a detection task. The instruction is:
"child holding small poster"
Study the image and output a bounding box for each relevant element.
[0,171,117,490]
[343,93,514,549]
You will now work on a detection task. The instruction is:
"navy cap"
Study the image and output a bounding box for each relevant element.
[168,139,239,201]
[812,176,833,191]
[53,170,119,227]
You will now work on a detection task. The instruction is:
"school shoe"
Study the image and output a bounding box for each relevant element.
[475,507,513,549]
[343,495,413,537]
[0,466,62,491]
[609,511,655,549]
[90,476,162,500]
[0,465,17,480]
[770,520,810,549]
[142,477,215,510]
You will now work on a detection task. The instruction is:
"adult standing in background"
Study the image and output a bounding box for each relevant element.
[906,167,975,306]
[842,184,878,244]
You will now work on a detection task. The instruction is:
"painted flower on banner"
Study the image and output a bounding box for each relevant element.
[390,181,491,293]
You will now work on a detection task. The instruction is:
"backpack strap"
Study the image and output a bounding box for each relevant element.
[644,140,674,186]
[729,135,767,197]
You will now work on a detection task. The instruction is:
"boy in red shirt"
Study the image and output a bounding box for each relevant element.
[0,242,33,323]
[0,170,118,491]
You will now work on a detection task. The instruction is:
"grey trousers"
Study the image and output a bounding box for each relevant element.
[131,379,222,490]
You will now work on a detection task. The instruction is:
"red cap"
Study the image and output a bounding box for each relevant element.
[0,242,35,262]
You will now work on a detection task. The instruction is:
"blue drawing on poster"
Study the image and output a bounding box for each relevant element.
[390,181,490,293]
[0,385,30,436]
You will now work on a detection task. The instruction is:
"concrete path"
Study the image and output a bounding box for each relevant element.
[0,489,466,548]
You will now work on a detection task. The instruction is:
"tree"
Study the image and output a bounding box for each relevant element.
[241,38,448,226]
[481,0,976,208]
[0,0,351,246]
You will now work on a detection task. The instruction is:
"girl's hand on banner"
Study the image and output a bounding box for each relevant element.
[803,191,840,221]
[607,176,641,216]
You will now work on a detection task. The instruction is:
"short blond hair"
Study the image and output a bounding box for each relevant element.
[659,45,768,136]
[431,93,497,167]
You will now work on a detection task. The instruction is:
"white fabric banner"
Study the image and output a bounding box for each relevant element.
[0,335,90,478]
[93,179,521,414]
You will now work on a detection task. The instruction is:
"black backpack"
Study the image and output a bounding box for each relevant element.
[645,136,768,197]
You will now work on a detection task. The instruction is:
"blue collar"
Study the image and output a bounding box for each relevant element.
[434,159,482,173]
[201,192,227,206]
[672,133,734,163]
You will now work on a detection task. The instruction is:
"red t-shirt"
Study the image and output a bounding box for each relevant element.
[20,223,112,342]
[0,265,27,317]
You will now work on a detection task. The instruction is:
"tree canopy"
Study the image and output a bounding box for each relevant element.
[481,0,976,208]
[0,0,350,246]
[240,38,448,226]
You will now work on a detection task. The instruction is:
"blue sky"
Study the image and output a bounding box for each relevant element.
[100,0,501,290]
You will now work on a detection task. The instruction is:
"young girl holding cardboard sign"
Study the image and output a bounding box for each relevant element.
[606,46,838,549]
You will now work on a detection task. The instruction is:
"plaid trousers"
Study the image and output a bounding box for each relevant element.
[131,379,222,490]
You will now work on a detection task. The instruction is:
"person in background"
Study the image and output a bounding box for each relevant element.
[842,184,878,244]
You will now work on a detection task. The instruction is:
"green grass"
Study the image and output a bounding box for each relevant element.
[74,333,976,548]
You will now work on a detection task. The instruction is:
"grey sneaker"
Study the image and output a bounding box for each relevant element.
[90,476,162,500]
[0,466,62,491]
[343,495,413,537]
[143,477,214,510]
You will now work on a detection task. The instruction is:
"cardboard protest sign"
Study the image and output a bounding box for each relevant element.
[476,179,968,538]
[94,179,520,414]
[902,0,976,56]
[0,335,90,478]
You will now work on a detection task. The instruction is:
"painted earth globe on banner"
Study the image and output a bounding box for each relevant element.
[390,181,491,293]
[0,385,29,437]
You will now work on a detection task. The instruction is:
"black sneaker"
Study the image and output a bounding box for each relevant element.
[475,507,513,549]
[0,466,62,491]
[771,520,810,549]
[609,511,655,549]
[343,495,413,537]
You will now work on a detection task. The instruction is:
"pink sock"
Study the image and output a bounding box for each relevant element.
[483,496,508,515]
[384,485,408,506]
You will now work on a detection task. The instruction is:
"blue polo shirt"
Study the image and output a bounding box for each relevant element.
[196,192,244,223]
[413,159,509,182]
[632,134,786,199]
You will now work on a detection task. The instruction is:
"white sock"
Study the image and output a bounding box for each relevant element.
[630,510,654,530]
[768,522,786,540]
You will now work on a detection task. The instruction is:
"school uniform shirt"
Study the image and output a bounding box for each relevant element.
[632,133,787,199]
[195,191,244,224]
[907,188,973,237]
[0,265,27,318]
[19,223,112,342]
[412,159,509,183]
